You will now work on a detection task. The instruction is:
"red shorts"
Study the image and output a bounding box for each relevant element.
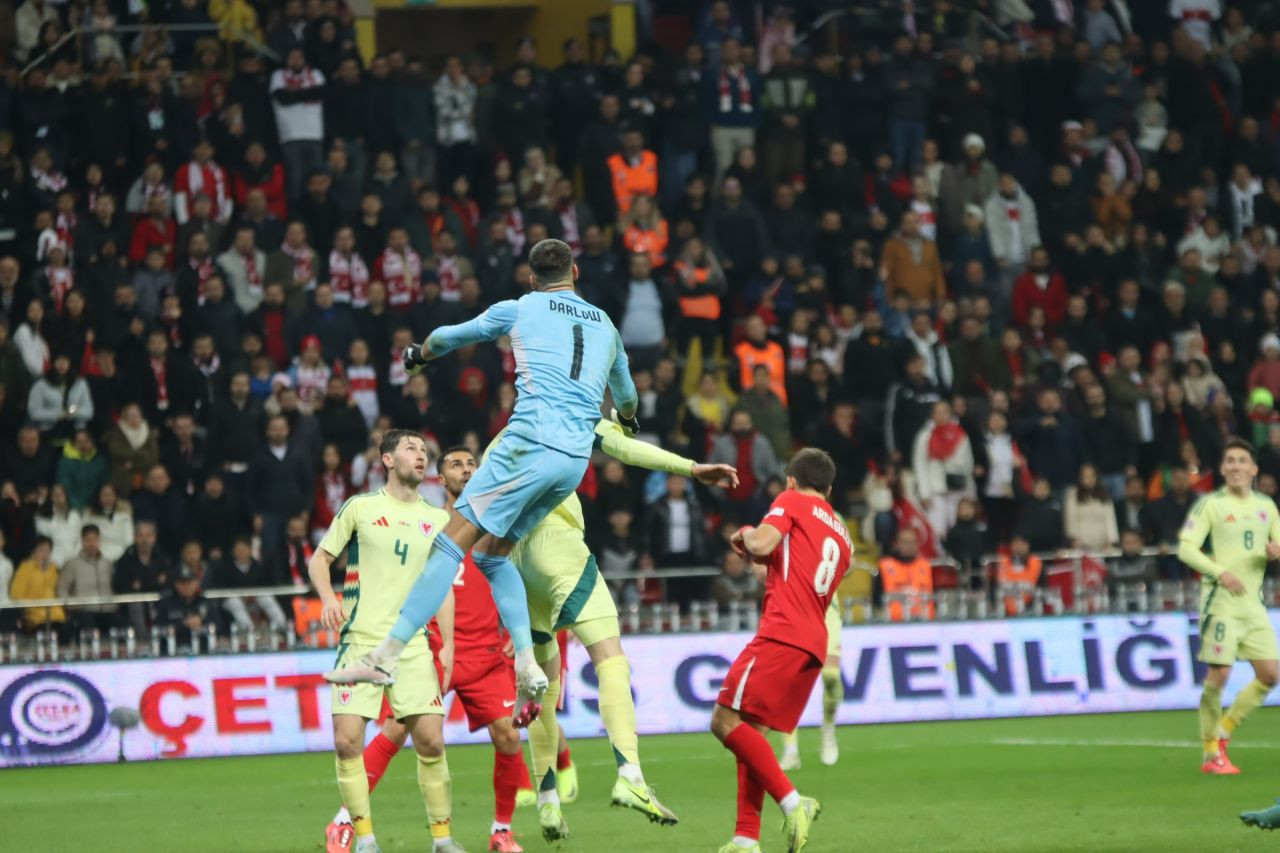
[448,648,517,732]
[717,636,822,733]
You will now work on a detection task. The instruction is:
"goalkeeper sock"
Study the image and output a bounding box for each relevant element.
[723,724,796,808]
[493,748,524,825]
[336,754,373,837]
[734,758,764,841]
[1224,678,1274,735]
[822,665,842,726]
[389,533,465,644]
[1200,680,1224,759]
[472,551,533,652]
[416,752,452,840]
[363,732,400,792]
[530,678,562,805]
[596,655,641,778]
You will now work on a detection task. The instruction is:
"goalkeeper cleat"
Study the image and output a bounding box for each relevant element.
[488,829,523,852]
[819,725,839,766]
[718,842,763,853]
[512,663,547,728]
[779,747,801,771]
[325,820,353,853]
[1241,799,1280,830]
[539,802,570,842]
[515,788,536,808]
[556,762,578,804]
[403,343,428,375]
[781,795,820,853]
[324,652,397,686]
[610,777,679,826]
[353,837,381,853]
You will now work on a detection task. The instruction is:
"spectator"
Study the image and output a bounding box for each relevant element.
[270,48,327,202]
[887,353,944,462]
[620,195,670,268]
[883,36,934,171]
[1065,464,1121,550]
[1115,473,1148,532]
[251,414,313,558]
[881,211,945,306]
[736,364,791,460]
[608,128,658,218]
[36,483,82,568]
[913,400,976,537]
[160,412,209,499]
[732,315,787,403]
[12,536,65,635]
[174,139,234,226]
[1016,477,1065,552]
[218,226,268,314]
[56,429,109,511]
[758,43,811,185]
[643,474,709,606]
[978,409,1023,546]
[103,402,161,497]
[0,529,12,630]
[1248,333,1280,400]
[190,472,249,562]
[996,534,1044,616]
[130,464,188,557]
[15,0,59,64]
[27,353,94,439]
[1141,464,1196,579]
[396,59,437,188]
[57,523,117,632]
[1108,528,1157,602]
[985,172,1041,287]
[13,299,51,381]
[944,497,988,589]
[879,527,933,621]
[709,409,781,522]
[710,548,763,613]
[617,252,671,371]
[672,237,726,361]
[1080,384,1136,500]
[902,309,953,392]
[949,315,1006,399]
[703,38,760,179]
[706,176,770,287]
[153,564,212,648]
[209,535,288,633]
[1011,247,1068,332]
[1016,388,1085,495]
[84,483,132,563]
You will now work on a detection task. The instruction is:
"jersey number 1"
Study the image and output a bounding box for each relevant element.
[814,537,840,595]
[569,324,583,381]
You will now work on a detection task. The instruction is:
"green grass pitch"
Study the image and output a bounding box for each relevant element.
[11,709,1280,852]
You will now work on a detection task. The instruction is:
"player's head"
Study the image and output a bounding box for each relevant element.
[437,444,477,499]
[380,428,428,487]
[528,238,578,290]
[785,448,836,499]
[1221,436,1258,491]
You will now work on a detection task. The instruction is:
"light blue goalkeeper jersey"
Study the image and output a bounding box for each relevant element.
[426,289,637,458]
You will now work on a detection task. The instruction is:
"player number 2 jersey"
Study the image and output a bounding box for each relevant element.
[756,490,853,661]
[428,554,503,656]
[1180,488,1280,617]
[319,489,450,648]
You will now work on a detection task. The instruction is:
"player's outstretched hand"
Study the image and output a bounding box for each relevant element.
[730,526,751,558]
[403,342,429,374]
[1220,570,1247,595]
[611,407,641,436]
[319,595,345,631]
[692,462,739,489]
[1267,542,1280,560]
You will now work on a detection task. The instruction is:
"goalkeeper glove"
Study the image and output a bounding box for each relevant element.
[403,343,429,374]
[611,408,641,437]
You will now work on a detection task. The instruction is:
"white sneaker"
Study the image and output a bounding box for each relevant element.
[779,748,801,771]
[512,663,548,728]
[819,725,838,766]
[353,836,381,853]
[324,652,397,686]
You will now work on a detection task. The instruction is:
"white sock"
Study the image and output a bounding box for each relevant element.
[514,645,536,672]
[433,838,453,849]
[491,821,512,833]
[372,635,406,661]
[731,836,758,849]
[619,762,644,785]
[822,721,835,735]
[356,832,374,842]
[779,790,800,815]
[782,741,799,755]
[538,788,560,807]
[334,806,351,824]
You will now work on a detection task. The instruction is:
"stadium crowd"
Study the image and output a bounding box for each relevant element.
[1,0,1279,635]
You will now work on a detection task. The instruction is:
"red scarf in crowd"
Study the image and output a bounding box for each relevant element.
[177,160,229,211]
[242,249,261,294]
[190,256,213,304]
[437,253,461,301]
[328,250,370,308]
[717,64,753,113]
[47,265,74,314]
[151,356,169,411]
[280,240,315,289]
[928,422,966,460]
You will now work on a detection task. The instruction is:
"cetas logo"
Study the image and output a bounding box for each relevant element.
[0,670,109,759]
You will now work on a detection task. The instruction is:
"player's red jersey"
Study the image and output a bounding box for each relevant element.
[429,554,503,655]
[756,490,853,661]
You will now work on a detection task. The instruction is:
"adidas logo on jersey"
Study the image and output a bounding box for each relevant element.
[373,517,390,527]
[1225,514,1237,523]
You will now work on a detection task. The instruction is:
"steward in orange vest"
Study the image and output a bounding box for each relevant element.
[733,315,787,404]
[997,539,1043,616]
[878,529,934,621]
[608,129,659,216]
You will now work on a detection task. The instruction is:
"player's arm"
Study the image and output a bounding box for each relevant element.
[607,329,639,419]
[312,498,358,628]
[594,420,739,488]
[1267,498,1280,560]
[406,300,518,367]
[1178,498,1245,594]
[436,588,455,692]
[732,502,794,562]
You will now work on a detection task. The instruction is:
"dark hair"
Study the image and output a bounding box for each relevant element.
[1223,436,1256,462]
[437,444,475,473]
[787,448,837,493]
[380,428,422,463]
[33,535,52,550]
[80,523,100,537]
[528,239,574,286]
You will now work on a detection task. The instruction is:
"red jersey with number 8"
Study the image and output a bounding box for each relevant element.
[756,490,853,660]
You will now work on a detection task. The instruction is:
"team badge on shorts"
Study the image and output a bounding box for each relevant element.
[421,520,435,538]
[338,690,352,705]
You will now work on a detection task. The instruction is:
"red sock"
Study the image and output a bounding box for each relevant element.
[493,750,526,824]
[514,752,532,789]
[557,746,573,771]
[735,759,764,840]
[363,733,400,792]
[723,725,795,804]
